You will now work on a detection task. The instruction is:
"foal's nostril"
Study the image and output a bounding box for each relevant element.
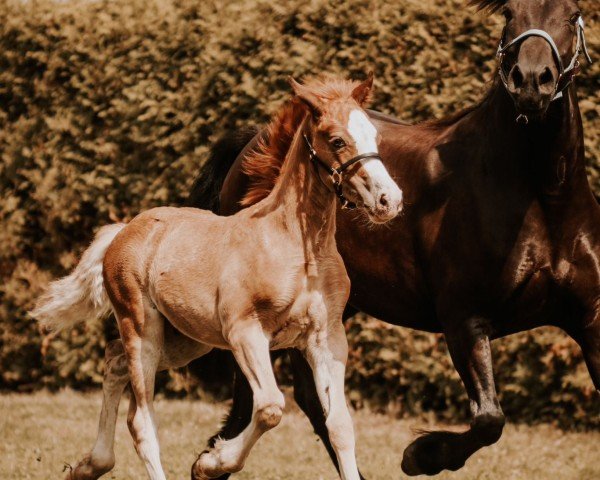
[510,65,524,89]
[378,193,389,208]
[538,67,553,86]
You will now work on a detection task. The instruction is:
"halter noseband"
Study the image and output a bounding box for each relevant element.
[303,134,381,210]
[496,14,592,108]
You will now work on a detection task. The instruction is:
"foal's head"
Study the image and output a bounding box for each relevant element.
[290,74,403,223]
[476,0,592,117]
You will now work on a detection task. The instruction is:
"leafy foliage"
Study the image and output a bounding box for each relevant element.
[0,0,598,427]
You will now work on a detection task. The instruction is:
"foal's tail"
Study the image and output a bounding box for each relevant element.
[30,223,126,331]
[186,126,259,212]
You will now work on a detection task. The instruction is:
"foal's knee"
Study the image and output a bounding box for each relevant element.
[472,411,505,446]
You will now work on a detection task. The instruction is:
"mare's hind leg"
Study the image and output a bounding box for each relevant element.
[67,340,129,480]
[402,317,505,476]
[191,322,285,480]
[118,303,166,480]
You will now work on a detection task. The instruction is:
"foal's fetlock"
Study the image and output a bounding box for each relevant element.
[256,404,283,430]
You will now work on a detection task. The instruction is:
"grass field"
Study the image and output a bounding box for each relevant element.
[1,391,598,480]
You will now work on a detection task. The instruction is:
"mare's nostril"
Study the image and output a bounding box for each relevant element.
[511,65,524,89]
[539,67,553,86]
[378,193,389,208]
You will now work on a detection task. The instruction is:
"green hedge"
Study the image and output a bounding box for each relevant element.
[0,0,598,427]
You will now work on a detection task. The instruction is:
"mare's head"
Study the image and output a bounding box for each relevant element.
[476,0,591,118]
[289,73,403,223]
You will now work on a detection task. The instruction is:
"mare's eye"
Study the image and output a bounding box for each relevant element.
[502,7,512,21]
[331,137,346,150]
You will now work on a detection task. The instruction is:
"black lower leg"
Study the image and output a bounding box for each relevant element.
[401,317,504,476]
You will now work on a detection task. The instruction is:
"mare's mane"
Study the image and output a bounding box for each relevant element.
[241,76,365,206]
[469,0,507,13]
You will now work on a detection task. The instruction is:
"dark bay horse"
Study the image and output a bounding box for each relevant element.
[188,0,599,477]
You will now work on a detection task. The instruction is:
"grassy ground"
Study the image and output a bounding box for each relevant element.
[1,391,598,480]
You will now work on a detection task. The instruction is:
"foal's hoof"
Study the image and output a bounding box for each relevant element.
[191,451,214,480]
[191,450,233,480]
[401,431,465,476]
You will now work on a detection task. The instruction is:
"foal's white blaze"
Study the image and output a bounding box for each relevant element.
[346,109,403,217]
[347,109,378,154]
[347,109,390,184]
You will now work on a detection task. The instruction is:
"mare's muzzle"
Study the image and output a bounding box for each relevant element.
[497,15,592,122]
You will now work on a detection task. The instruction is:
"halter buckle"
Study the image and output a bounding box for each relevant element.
[516,114,529,124]
[331,170,343,187]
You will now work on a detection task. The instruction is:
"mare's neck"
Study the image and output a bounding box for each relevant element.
[265,124,338,254]
[476,81,585,194]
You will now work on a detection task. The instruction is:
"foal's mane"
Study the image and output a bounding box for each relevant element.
[241,76,365,207]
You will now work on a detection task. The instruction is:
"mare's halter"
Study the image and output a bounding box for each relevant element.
[303,134,381,210]
[496,14,592,121]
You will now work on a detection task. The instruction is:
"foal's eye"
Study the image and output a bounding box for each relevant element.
[331,138,346,150]
[569,13,580,25]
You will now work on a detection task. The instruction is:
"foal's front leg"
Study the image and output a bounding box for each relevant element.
[191,322,285,480]
[303,321,360,480]
[401,317,505,476]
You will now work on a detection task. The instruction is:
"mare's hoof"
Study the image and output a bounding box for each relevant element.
[401,431,465,476]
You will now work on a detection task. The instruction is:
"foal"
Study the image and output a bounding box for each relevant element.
[32,74,403,480]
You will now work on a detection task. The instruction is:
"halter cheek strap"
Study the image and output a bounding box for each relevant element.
[303,134,381,210]
[497,15,592,102]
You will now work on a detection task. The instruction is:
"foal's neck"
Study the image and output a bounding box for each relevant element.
[267,127,337,254]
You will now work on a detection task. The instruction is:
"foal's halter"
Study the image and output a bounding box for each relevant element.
[303,134,381,210]
[496,14,592,109]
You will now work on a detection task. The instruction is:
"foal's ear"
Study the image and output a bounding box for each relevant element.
[351,71,374,106]
[288,76,323,119]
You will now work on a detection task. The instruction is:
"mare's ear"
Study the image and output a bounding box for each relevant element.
[351,71,374,106]
[288,76,323,119]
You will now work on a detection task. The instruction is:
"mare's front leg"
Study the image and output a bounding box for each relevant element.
[564,310,600,391]
[303,321,360,480]
[191,322,285,480]
[401,317,505,476]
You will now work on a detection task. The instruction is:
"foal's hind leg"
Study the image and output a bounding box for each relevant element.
[402,317,505,476]
[191,322,285,480]
[67,340,129,480]
[118,304,166,480]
